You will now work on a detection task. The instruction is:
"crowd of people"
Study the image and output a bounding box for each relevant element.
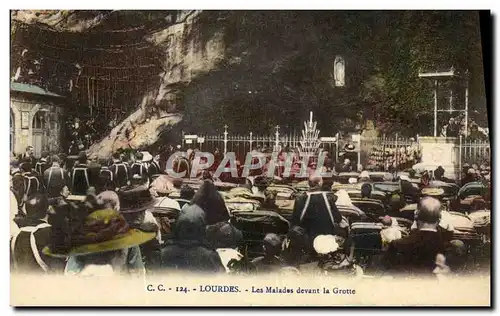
[441,115,489,140]
[367,143,421,171]
[64,114,120,154]
[9,143,491,279]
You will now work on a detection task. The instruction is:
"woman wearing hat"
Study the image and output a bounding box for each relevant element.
[116,188,163,271]
[44,205,156,277]
[61,191,158,276]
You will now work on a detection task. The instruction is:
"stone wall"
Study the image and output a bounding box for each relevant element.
[10,94,64,157]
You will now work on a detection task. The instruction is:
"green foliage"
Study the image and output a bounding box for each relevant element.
[185,11,485,137]
[355,11,486,136]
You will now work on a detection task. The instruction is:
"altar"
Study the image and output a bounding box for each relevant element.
[413,136,459,179]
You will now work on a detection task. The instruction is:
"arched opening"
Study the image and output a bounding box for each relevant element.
[10,109,14,154]
[32,110,47,158]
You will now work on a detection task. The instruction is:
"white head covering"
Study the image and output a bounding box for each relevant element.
[143,210,163,244]
[380,227,402,246]
[313,235,339,255]
[359,171,370,179]
[154,197,181,211]
[348,177,358,184]
[335,189,353,207]
[142,151,153,162]
[96,191,120,212]
[399,175,410,182]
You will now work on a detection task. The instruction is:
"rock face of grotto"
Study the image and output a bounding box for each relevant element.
[11,10,487,158]
[12,10,371,158]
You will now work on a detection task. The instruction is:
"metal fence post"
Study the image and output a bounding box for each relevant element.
[358,135,362,169]
[223,125,228,155]
[249,131,253,152]
[382,134,386,172]
[335,132,339,162]
[459,134,462,179]
[275,125,280,152]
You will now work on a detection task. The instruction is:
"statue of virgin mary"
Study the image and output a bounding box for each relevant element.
[334,56,345,87]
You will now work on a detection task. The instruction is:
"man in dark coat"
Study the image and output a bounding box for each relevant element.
[340,158,353,173]
[461,168,477,187]
[71,151,90,195]
[291,175,343,242]
[12,158,41,207]
[43,155,70,199]
[35,151,51,176]
[11,194,64,273]
[19,146,36,168]
[384,197,446,276]
[434,166,454,184]
[159,204,225,273]
[86,155,102,192]
[147,155,162,178]
[446,118,459,137]
[109,152,130,189]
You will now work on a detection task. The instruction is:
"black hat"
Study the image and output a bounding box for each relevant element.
[78,151,87,162]
[344,144,356,152]
[25,194,49,219]
[206,222,243,249]
[118,186,156,214]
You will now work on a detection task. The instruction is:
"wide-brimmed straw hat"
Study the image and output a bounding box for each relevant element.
[42,209,156,258]
[148,197,181,216]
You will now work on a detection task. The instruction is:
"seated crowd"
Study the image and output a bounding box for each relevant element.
[9,145,488,278]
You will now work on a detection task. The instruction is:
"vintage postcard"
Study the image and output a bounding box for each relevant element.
[9,10,491,307]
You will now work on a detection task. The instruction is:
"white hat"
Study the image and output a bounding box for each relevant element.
[153,197,181,211]
[359,171,369,179]
[348,177,358,184]
[313,235,339,255]
[335,189,354,207]
[399,175,410,182]
[142,151,153,162]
